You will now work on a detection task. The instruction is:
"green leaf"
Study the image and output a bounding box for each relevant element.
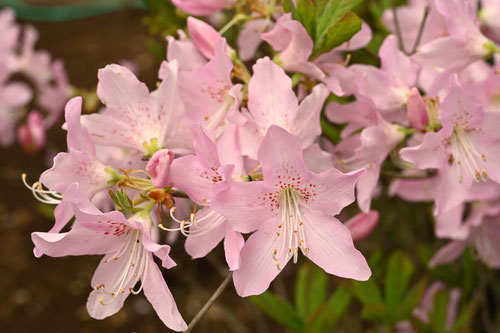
[297,0,316,38]
[312,11,362,58]
[320,115,342,144]
[361,302,391,323]
[396,277,428,322]
[315,0,363,43]
[250,292,303,333]
[351,278,383,305]
[384,251,414,315]
[304,284,352,333]
[295,264,328,318]
[428,290,448,333]
[282,0,299,19]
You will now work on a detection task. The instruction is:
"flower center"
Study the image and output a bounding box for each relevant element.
[95,229,148,305]
[450,126,488,183]
[273,187,309,270]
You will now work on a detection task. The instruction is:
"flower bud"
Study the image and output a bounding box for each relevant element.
[17,110,46,152]
[146,149,174,188]
[407,87,428,131]
[345,210,379,242]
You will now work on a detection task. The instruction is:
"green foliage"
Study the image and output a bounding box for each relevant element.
[283,0,363,58]
[142,0,186,38]
[250,264,352,333]
[351,251,428,326]
[249,291,303,332]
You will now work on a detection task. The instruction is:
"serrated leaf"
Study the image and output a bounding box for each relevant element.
[295,264,328,319]
[312,11,362,58]
[316,0,363,43]
[304,284,352,333]
[351,278,383,305]
[385,251,414,315]
[250,292,303,333]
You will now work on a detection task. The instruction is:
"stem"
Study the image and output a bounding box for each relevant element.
[410,6,430,55]
[390,0,407,54]
[391,0,430,56]
[184,272,233,333]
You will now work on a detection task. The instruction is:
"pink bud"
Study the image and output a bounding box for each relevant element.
[345,210,379,242]
[187,17,222,59]
[407,87,428,131]
[17,110,46,152]
[146,149,175,188]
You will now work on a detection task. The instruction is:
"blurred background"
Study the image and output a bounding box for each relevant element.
[1,1,499,332]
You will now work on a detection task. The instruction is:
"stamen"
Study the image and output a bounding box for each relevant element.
[22,174,62,204]
[451,127,488,183]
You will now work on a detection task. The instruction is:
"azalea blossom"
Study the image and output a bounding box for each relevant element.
[238,57,329,159]
[81,62,185,156]
[213,125,370,296]
[32,183,187,331]
[400,75,500,214]
[170,124,244,270]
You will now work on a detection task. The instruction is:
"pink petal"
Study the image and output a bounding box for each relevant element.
[232,223,287,296]
[291,84,330,148]
[306,168,365,216]
[304,210,371,280]
[184,208,226,259]
[187,17,222,59]
[345,210,379,242]
[212,180,271,233]
[32,222,120,258]
[238,19,268,61]
[407,87,428,131]
[429,240,468,268]
[224,227,244,271]
[247,57,299,132]
[399,131,447,169]
[142,255,187,331]
[166,37,206,71]
[257,125,311,187]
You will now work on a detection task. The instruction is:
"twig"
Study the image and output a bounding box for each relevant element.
[184,272,233,333]
[410,6,430,55]
[390,0,406,53]
[390,0,430,56]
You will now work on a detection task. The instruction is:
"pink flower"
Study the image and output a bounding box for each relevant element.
[171,0,235,16]
[413,0,497,93]
[170,124,244,270]
[146,149,174,188]
[350,35,419,113]
[81,62,185,156]
[17,110,46,152]
[238,57,329,159]
[261,13,325,79]
[0,8,20,55]
[400,76,500,214]
[41,97,113,200]
[0,62,32,146]
[430,200,500,268]
[333,114,405,212]
[213,126,370,296]
[32,184,187,331]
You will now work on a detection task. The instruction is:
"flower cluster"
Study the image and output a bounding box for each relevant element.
[24,0,500,330]
[0,8,71,152]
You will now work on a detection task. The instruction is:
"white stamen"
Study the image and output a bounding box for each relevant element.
[450,127,488,183]
[273,188,308,269]
[22,174,62,204]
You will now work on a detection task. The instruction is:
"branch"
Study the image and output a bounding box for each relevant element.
[390,0,430,56]
[184,272,233,333]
